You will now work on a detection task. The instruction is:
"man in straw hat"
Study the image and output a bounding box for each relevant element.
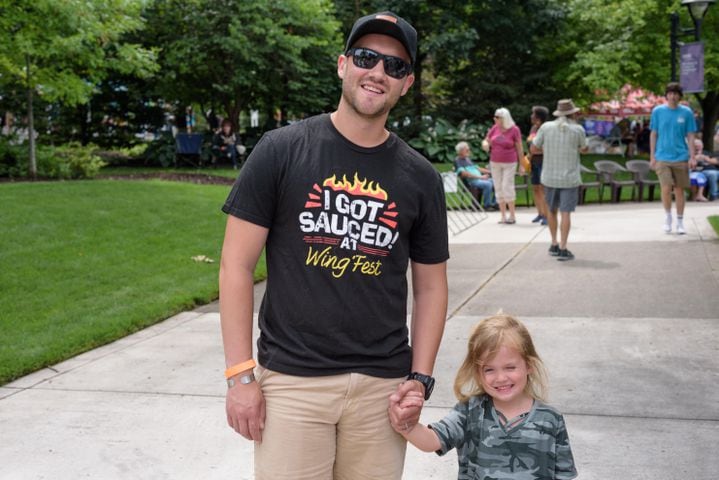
[218,10,449,479]
[530,99,588,261]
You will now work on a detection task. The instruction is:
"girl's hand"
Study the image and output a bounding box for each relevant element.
[388,382,425,433]
[399,390,424,408]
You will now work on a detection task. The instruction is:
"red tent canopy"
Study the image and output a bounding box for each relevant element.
[587,84,666,117]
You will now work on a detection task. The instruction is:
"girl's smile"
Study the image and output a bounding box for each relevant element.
[479,345,532,410]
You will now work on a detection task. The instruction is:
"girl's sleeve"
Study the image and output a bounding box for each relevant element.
[428,402,468,456]
[554,414,578,480]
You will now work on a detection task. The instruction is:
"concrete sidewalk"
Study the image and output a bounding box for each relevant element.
[2,202,718,479]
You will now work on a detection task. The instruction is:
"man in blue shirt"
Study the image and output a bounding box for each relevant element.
[650,82,697,234]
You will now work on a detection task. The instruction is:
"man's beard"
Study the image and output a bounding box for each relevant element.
[341,81,398,119]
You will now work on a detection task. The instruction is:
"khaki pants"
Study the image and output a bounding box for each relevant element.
[254,367,407,480]
[490,161,518,202]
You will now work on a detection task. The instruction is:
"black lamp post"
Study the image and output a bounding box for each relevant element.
[670,0,716,82]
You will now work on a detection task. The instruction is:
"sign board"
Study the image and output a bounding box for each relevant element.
[441,172,458,193]
[680,42,704,93]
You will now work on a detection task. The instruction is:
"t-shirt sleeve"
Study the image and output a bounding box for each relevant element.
[533,125,545,148]
[554,414,578,479]
[512,125,522,144]
[428,402,468,456]
[687,110,698,133]
[409,169,449,264]
[577,127,588,149]
[649,108,658,131]
[221,134,278,228]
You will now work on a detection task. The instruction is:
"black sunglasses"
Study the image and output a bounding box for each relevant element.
[345,47,412,80]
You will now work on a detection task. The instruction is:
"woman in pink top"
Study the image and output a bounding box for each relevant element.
[483,108,525,223]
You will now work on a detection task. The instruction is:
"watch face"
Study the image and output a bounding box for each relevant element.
[424,377,435,399]
[409,373,435,400]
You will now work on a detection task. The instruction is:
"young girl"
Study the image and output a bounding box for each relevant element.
[392,314,577,479]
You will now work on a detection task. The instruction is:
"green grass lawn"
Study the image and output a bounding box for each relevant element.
[709,215,719,236]
[0,180,265,384]
[100,166,239,179]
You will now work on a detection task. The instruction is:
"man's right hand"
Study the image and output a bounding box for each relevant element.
[226,381,266,442]
[649,156,656,170]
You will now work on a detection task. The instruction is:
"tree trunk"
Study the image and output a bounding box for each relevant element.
[226,101,242,133]
[26,54,37,179]
[79,103,90,146]
[699,91,718,151]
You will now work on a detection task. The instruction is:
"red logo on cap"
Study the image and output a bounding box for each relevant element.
[375,14,398,23]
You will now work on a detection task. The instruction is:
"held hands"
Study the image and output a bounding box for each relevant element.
[226,381,266,442]
[388,381,425,434]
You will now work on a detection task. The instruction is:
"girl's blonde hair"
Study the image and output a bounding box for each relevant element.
[453,313,548,403]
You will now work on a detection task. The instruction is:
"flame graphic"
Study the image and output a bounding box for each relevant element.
[322,173,388,201]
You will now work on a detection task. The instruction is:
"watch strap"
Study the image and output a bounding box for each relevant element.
[227,373,256,388]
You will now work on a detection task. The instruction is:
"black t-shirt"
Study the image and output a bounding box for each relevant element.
[222,114,449,378]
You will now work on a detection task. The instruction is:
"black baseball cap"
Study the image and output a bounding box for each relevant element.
[345,11,417,66]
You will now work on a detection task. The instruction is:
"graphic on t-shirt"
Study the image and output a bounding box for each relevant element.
[298,173,400,278]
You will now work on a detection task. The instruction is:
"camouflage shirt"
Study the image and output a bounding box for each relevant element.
[429,395,577,480]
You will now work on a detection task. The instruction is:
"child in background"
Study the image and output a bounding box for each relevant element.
[390,314,577,480]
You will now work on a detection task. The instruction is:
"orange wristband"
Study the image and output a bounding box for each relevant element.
[224,359,256,379]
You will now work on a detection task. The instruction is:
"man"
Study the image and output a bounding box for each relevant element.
[531,99,588,261]
[454,141,497,210]
[219,11,449,480]
[527,105,550,225]
[649,82,697,234]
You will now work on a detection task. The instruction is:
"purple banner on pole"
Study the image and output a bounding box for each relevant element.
[680,42,704,93]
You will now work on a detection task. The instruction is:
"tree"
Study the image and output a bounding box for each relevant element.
[554,0,719,149]
[333,0,568,139]
[0,0,157,177]
[144,0,341,131]
[435,0,567,131]
[333,0,480,136]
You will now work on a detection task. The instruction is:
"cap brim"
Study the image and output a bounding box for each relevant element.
[346,20,415,64]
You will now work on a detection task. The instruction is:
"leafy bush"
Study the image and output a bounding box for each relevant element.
[0,138,26,178]
[408,118,491,163]
[141,131,177,167]
[46,142,107,179]
[95,143,149,166]
[0,140,106,180]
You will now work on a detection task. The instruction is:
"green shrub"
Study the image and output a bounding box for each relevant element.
[142,131,177,167]
[96,143,149,166]
[0,138,26,178]
[409,118,491,163]
[0,140,106,179]
[37,143,107,179]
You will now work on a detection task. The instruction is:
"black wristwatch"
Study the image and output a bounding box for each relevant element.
[407,372,435,400]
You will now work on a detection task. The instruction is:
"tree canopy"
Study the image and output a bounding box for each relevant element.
[554,0,719,148]
[0,0,157,174]
[1,0,718,160]
[144,0,341,129]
